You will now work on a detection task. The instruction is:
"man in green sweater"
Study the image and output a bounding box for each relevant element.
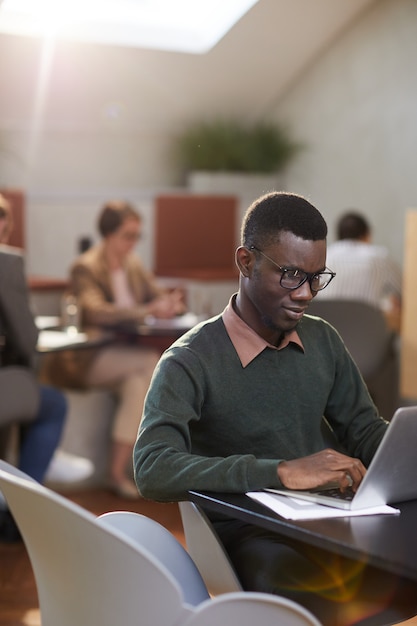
[134,192,415,625]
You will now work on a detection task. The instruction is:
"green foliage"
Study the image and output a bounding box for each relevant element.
[174,119,302,174]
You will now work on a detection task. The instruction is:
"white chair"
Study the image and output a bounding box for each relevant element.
[0,459,38,481]
[0,462,324,626]
[182,591,322,626]
[97,510,209,607]
[179,500,243,595]
[0,460,199,626]
[100,508,322,625]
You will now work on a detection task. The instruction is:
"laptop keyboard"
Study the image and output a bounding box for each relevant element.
[312,486,355,501]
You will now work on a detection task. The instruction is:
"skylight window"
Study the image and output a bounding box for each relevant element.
[0,0,259,53]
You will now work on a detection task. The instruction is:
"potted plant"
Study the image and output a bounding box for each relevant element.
[173,118,303,196]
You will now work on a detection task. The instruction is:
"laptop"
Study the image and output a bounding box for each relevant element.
[267,406,417,510]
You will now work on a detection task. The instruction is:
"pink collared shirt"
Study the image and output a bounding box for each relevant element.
[222,295,304,367]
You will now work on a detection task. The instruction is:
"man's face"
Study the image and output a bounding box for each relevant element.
[243,231,327,340]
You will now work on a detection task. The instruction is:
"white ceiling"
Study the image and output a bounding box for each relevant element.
[0,0,379,132]
[0,0,259,53]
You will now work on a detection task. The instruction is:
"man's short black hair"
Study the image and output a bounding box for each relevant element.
[337,211,370,240]
[241,191,327,248]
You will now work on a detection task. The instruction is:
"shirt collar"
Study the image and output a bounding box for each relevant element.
[222,295,304,367]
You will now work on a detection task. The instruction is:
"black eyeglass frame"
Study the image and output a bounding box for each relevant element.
[249,245,336,292]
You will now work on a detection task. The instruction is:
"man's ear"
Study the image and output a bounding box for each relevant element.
[236,246,253,277]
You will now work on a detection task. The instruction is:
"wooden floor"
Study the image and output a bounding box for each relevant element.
[1,486,417,626]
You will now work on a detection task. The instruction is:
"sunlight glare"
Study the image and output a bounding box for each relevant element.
[0,0,259,53]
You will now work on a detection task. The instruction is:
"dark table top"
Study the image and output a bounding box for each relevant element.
[116,313,206,337]
[189,490,417,583]
[35,313,205,352]
[36,327,115,353]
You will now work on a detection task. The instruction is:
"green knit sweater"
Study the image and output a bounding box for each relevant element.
[134,313,388,502]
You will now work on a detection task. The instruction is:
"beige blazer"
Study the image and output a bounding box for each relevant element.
[41,244,164,389]
[71,243,164,328]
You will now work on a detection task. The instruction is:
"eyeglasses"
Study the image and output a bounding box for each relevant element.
[120,231,142,242]
[249,246,336,292]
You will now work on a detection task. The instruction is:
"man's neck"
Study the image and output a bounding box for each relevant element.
[233,293,286,347]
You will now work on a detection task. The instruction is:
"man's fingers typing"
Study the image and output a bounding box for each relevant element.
[278,449,367,490]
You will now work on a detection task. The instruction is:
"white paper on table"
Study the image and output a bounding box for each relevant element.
[143,312,203,330]
[246,491,399,520]
[35,315,61,330]
[37,330,87,349]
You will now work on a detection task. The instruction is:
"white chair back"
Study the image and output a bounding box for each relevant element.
[179,500,242,595]
[0,461,324,626]
[0,460,192,626]
[98,510,209,606]
[182,591,322,626]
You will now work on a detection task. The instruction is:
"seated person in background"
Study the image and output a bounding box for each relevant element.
[45,200,185,499]
[319,211,402,329]
[0,194,93,542]
[134,192,417,626]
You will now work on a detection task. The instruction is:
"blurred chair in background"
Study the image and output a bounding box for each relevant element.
[0,194,93,542]
[321,211,402,333]
[308,299,399,419]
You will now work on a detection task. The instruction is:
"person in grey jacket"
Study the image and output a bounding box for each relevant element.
[0,195,90,541]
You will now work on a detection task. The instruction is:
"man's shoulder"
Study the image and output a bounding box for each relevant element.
[302,311,326,324]
[300,313,341,341]
[184,313,225,337]
[157,315,233,378]
[168,314,227,352]
[367,244,392,259]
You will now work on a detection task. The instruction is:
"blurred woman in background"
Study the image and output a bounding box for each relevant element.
[47,200,185,498]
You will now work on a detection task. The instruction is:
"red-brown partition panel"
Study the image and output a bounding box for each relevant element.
[155,194,238,280]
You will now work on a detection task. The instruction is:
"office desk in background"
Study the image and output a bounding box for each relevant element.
[35,313,205,354]
[109,312,206,354]
[36,329,114,353]
[189,490,417,585]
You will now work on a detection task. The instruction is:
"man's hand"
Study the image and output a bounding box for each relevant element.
[277,449,366,492]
